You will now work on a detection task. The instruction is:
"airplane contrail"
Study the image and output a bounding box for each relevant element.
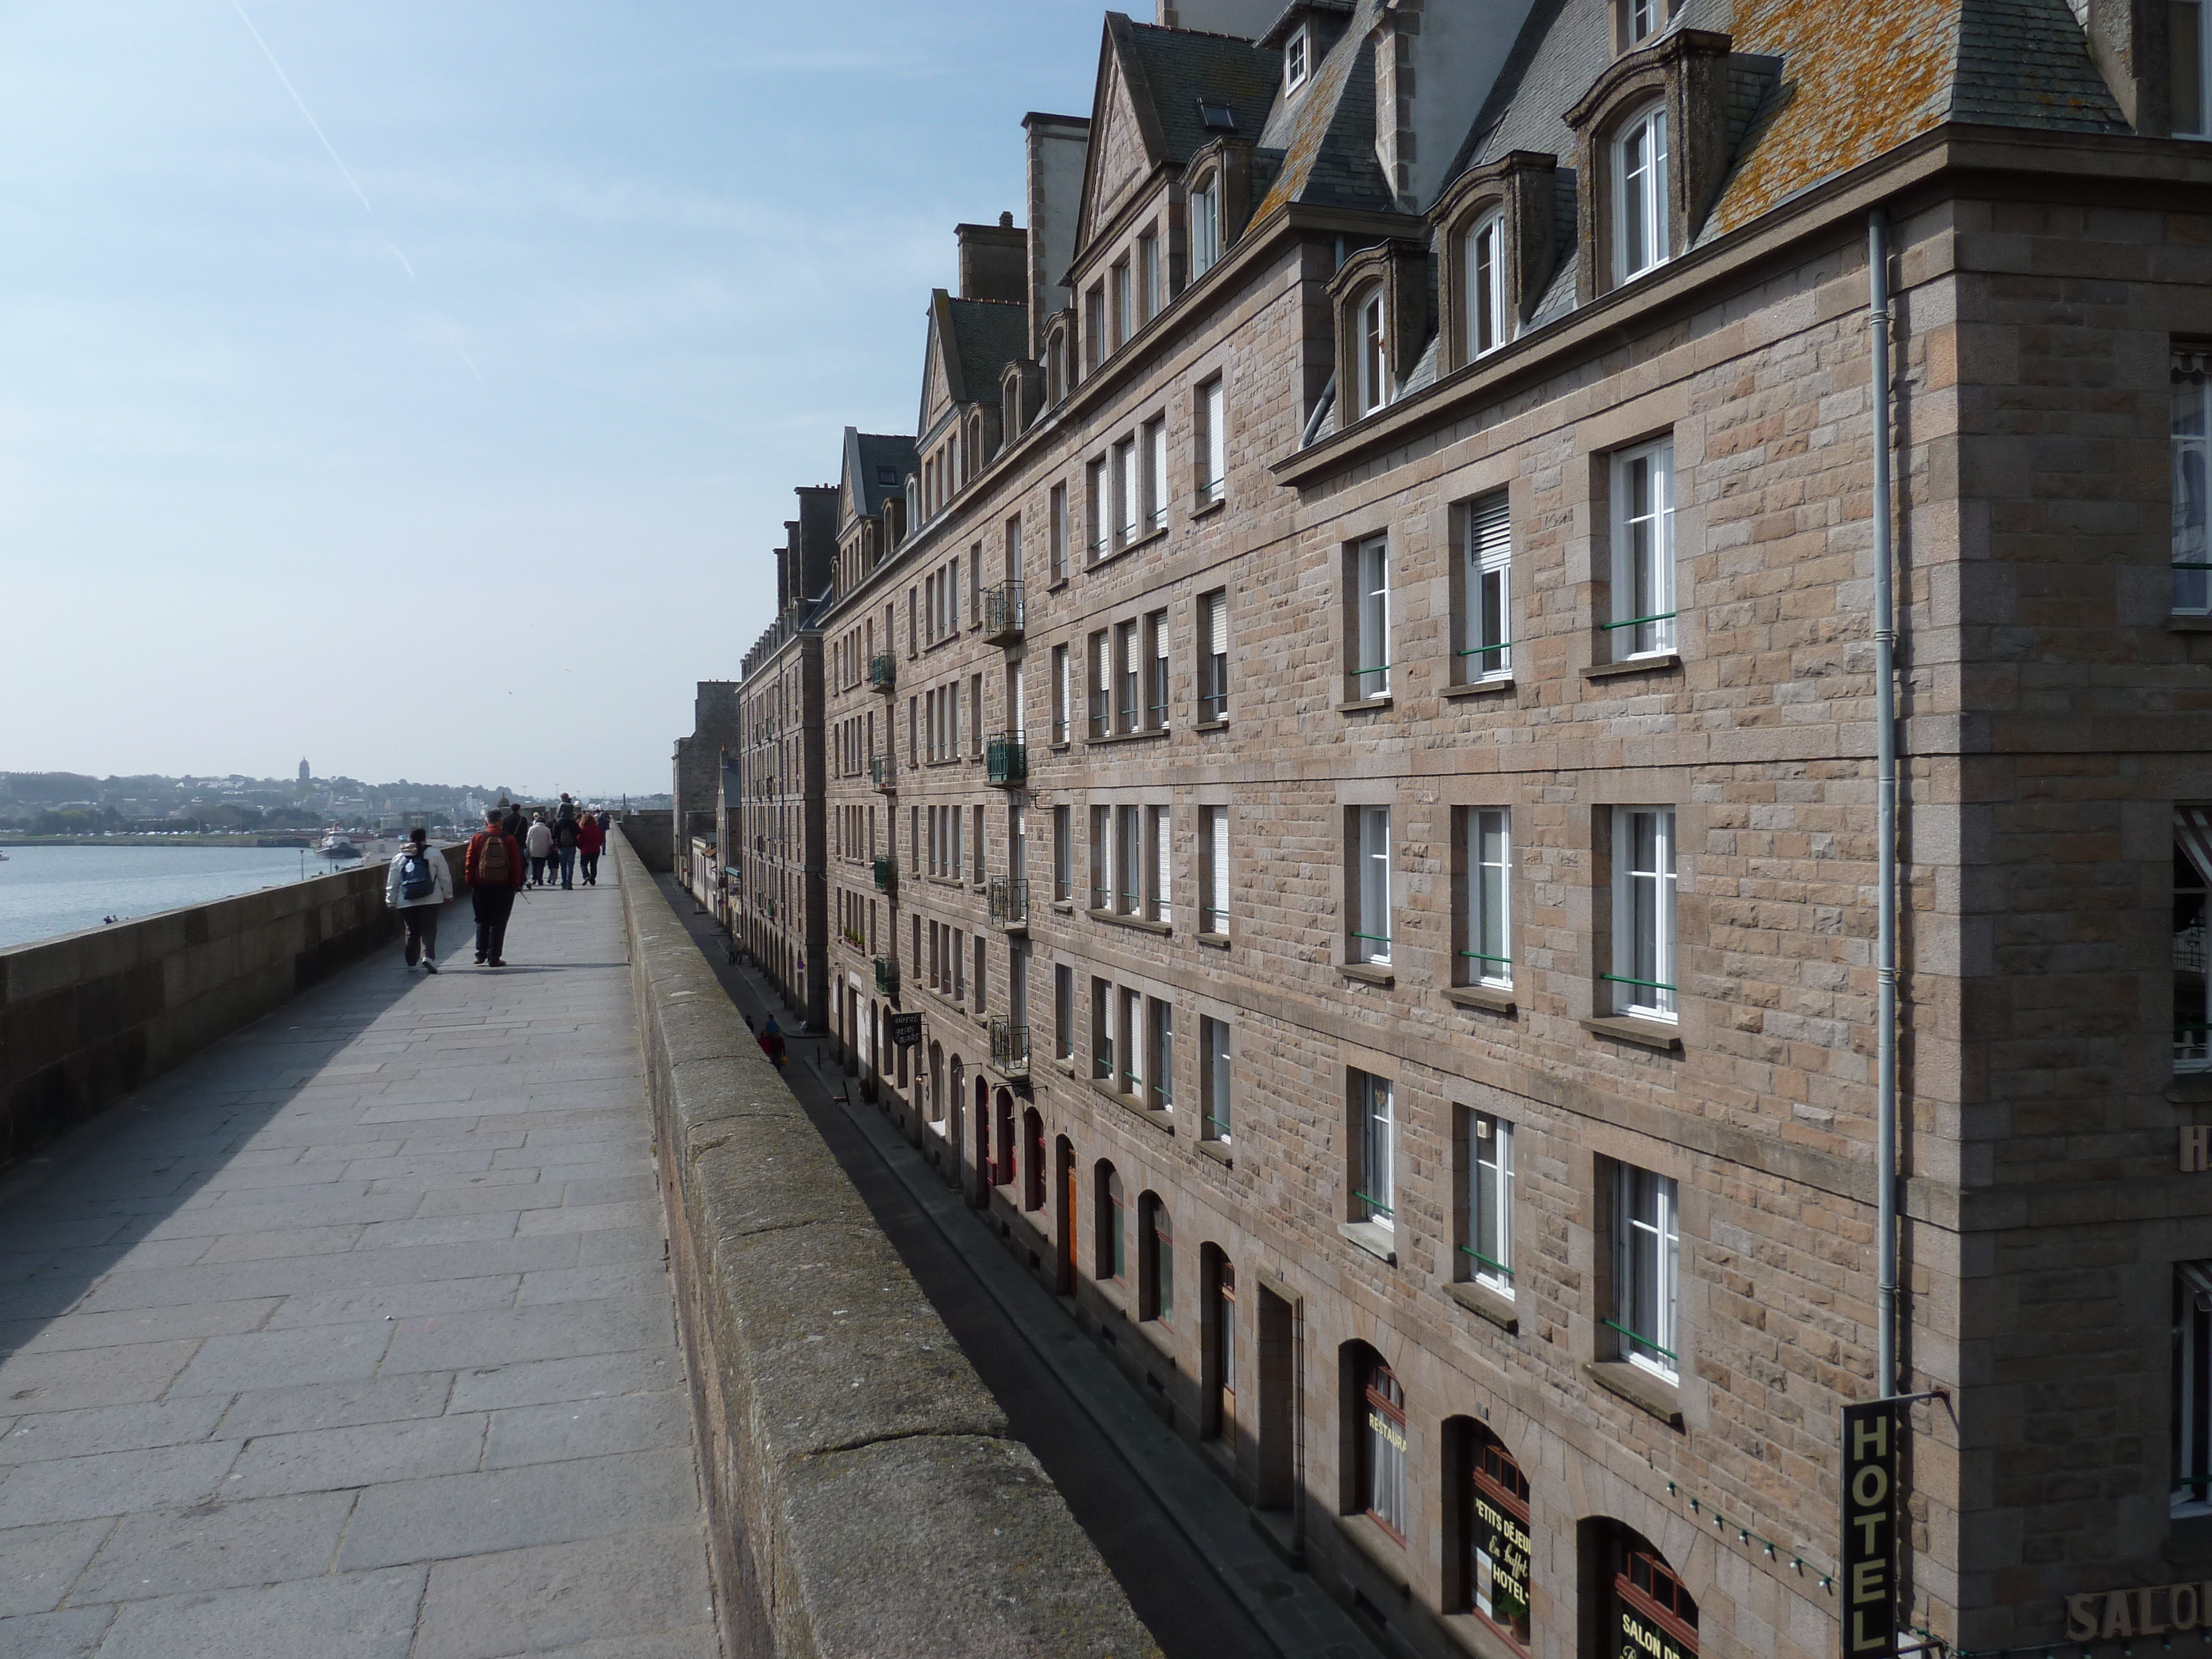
[227,0,374,217]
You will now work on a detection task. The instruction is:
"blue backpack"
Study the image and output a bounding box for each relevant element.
[400,852,437,901]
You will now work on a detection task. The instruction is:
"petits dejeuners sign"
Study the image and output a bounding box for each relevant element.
[2067,1582,2212,1642]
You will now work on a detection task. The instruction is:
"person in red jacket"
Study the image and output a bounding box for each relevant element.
[465,807,525,966]
[576,811,605,886]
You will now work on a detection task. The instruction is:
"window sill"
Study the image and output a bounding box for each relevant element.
[1340,962,1395,988]
[1195,931,1231,951]
[1091,1080,1177,1135]
[1084,725,1172,748]
[1337,693,1394,714]
[1090,909,1173,937]
[1051,900,1075,914]
[1048,577,1070,594]
[1580,1014,1682,1053]
[1193,717,1228,733]
[2169,1071,2212,1103]
[2170,615,2212,633]
[1444,984,1516,1016]
[1191,495,1228,520]
[1440,679,1515,700]
[1337,1219,1397,1266]
[1584,1360,1683,1428]
[1052,741,1072,753]
[1196,1140,1234,1170]
[1445,1280,1519,1334]
[1585,653,1682,680]
[1087,526,1170,571]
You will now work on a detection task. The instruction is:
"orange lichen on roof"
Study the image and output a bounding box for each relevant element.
[1251,24,1364,219]
[1710,0,1960,232]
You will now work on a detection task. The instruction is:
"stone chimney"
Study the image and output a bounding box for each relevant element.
[1156,0,1280,33]
[956,215,1027,304]
[1021,112,1091,361]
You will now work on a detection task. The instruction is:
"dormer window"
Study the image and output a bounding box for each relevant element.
[1613,102,1669,283]
[1285,25,1310,93]
[1466,210,1507,358]
[1623,0,1661,46]
[1356,288,1389,416]
[1198,98,1235,132]
[1190,174,1220,278]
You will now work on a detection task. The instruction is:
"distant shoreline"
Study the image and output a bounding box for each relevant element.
[0,835,332,848]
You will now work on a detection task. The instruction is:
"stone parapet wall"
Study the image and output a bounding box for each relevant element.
[619,810,675,872]
[0,844,463,1168]
[611,830,1158,1659]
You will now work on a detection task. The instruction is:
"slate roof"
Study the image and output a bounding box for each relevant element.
[1120,22,1282,161]
[1251,0,1399,216]
[945,299,1030,401]
[848,430,917,519]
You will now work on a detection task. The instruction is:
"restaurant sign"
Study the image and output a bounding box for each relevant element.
[889,1011,923,1050]
[1472,1489,1531,1632]
[1620,1604,1693,1659]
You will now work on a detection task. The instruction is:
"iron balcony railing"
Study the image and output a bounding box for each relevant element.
[983,581,1025,643]
[989,1018,1030,1080]
[873,855,897,894]
[875,956,899,997]
[868,651,896,692]
[871,753,895,792]
[988,877,1030,930]
[985,733,1028,787]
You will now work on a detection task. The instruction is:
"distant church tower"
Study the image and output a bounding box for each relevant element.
[298,759,310,785]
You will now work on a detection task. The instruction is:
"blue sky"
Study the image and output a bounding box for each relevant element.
[0,1,1106,795]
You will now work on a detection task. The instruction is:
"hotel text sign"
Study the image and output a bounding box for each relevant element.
[1840,1401,1897,1658]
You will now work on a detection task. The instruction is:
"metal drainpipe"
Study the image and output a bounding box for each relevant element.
[1869,207,1901,1395]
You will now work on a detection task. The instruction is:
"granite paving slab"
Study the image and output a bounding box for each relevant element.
[0,869,714,1657]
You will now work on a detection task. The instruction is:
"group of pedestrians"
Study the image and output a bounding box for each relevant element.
[384,794,611,972]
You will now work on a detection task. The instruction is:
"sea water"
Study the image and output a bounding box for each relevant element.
[0,845,362,952]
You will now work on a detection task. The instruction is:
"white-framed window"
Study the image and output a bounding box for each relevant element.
[1056,963,1074,1061]
[2177,808,2212,1070]
[1054,804,1072,902]
[1139,229,1161,322]
[1284,23,1311,93]
[1115,437,1139,545]
[1200,1015,1230,1141]
[1190,175,1220,276]
[1613,102,1669,283]
[1352,534,1391,698]
[1362,1358,1407,1540]
[1143,417,1168,533]
[1089,805,1110,910]
[1463,807,1511,988]
[1462,491,1511,681]
[1145,804,1171,925]
[1467,1112,1514,1298]
[1092,976,1114,1083]
[2174,1261,2212,1515]
[1090,629,1110,738]
[1050,481,1068,583]
[1147,997,1174,1111]
[1353,1070,1394,1229]
[1356,288,1390,415]
[1117,619,1141,733]
[1051,643,1070,745]
[1198,588,1229,721]
[1355,805,1392,966]
[1199,804,1229,935]
[1197,377,1227,504]
[2175,0,2210,137]
[1145,608,1169,729]
[1609,437,1676,656]
[1117,803,1142,915]
[1624,0,1660,44]
[1113,257,1133,347]
[2174,348,2212,614]
[1086,458,1107,560]
[1611,806,1677,1021]
[1611,1163,1679,1383]
[1466,208,1507,358]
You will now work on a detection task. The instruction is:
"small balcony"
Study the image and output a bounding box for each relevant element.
[868,652,896,692]
[983,581,1025,644]
[873,855,897,894]
[988,877,1029,931]
[985,733,1028,788]
[871,754,895,792]
[989,1018,1030,1081]
[875,956,899,998]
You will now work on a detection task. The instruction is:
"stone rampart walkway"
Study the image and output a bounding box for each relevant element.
[0,866,716,1658]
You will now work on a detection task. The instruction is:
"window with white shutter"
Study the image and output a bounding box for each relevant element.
[1199,589,1229,721]
[1146,805,1171,926]
[1461,492,1512,682]
[1147,418,1168,532]
[2176,348,2211,615]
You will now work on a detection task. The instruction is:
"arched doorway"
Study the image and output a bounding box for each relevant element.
[1021,1108,1044,1210]
[1578,1519,1696,1659]
[971,1074,990,1208]
[1055,1136,1077,1293]
[1445,1418,1532,1650]
[994,1089,1015,1192]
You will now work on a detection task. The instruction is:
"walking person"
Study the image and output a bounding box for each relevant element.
[577,811,604,886]
[385,827,452,972]
[525,812,554,887]
[466,807,524,967]
[500,800,525,844]
[554,809,580,889]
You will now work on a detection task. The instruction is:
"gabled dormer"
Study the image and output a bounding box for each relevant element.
[1065,13,1280,377]
[835,427,917,588]
[912,256,1027,525]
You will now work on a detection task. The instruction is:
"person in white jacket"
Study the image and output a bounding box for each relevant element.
[525,813,555,887]
[385,827,455,972]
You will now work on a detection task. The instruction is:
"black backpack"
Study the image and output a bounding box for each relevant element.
[556,818,578,850]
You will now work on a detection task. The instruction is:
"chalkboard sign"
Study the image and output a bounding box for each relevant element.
[889,1011,924,1050]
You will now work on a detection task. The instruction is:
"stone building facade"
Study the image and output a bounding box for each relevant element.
[724,1,2212,1656]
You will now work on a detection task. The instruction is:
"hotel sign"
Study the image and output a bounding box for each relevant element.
[1472,1488,1531,1631]
[1840,1401,1897,1658]
[888,1011,922,1050]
